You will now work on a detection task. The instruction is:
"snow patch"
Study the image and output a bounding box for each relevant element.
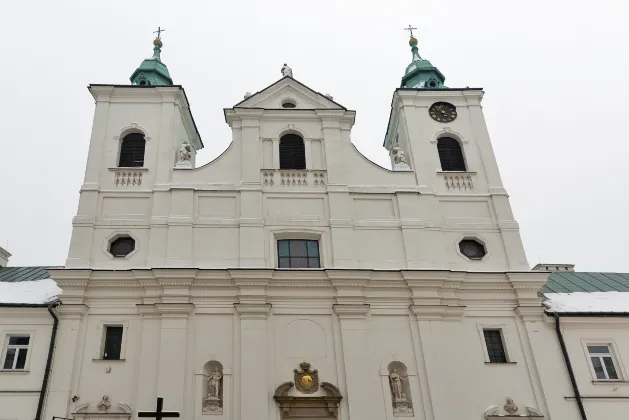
[0,279,62,304]
[544,292,629,313]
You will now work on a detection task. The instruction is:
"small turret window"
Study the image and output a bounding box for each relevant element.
[279,134,306,170]
[437,137,466,171]
[118,133,146,167]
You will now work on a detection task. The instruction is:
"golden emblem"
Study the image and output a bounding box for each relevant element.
[294,361,319,394]
[301,375,313,387]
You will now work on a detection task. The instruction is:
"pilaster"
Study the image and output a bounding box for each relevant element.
[155,303,194,414]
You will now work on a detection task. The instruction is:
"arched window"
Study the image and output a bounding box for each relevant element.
[118,133,146,167]
[279,134,306,170]
[437,137,466,171]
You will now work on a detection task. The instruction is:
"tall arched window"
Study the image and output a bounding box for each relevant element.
[279,134,306,170]
[118,133,146,167]
[437,137,466,171]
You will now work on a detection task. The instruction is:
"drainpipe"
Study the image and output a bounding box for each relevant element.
[35,303,59,420]
[553,312,587,420]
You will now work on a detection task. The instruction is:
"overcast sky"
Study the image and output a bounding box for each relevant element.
[1,0,627,270]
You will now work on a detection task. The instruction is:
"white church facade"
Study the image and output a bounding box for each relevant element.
[3,31,629,420]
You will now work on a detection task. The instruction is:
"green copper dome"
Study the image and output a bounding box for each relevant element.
[400,36,446,89]
[130,38,173,86]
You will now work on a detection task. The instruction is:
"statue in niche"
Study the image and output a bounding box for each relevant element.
[281,63,293,78]
[178,142,192,162]
[203,367,223,414]
[389,368,413,415]
[389,369,404,400]
[392,147,408,165]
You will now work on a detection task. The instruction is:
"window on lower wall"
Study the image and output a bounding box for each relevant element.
[588,344,620,380]
[2,335,30,370]
[102,326,124,360]
[483,329,508,363]
[278,239,320,268]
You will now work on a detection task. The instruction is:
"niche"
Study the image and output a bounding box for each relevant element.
[202,361,223,414]
[387,361,414,416]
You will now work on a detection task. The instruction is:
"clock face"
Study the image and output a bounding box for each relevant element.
[429,102,457,123]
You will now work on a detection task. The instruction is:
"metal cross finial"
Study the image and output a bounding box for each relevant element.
[154,26,166,40]
[404,25,417,38]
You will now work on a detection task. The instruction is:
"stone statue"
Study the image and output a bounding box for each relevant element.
[97,395,111,412]
[281,63,293,78]
[392,147,407,165]
[504,397,518,415]
[208,368,222,398]
[389,369,404,400]
[203,368,223,413]
[178,142,192,162]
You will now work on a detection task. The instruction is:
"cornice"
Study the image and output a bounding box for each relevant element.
[410,304,466,321]
[515,306,544,321]
[234,303,271,319]
[154,302,195,316]
[58,304,89,318]
[333,304,370,318]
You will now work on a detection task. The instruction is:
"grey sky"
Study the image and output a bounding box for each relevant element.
[1,0,627,270]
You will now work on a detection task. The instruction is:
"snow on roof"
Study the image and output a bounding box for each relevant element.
[544,292,629,313]
[0,278,62,305]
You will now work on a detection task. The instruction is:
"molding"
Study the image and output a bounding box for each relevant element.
[154,303,195,316]
[333,304,369,318]
[410,304,465,321]
[515,306,544,321]
[234,303,271,319]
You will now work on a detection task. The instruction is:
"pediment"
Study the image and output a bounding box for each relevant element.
[234,77,345,110]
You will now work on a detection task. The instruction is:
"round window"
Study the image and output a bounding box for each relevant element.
[459,239,486,260]
[281,99,297,109]
[110,236,136,257]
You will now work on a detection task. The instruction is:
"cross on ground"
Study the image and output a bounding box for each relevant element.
[404,25,417,38]
[138,397,180,420]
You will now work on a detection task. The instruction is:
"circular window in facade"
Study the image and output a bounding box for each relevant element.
[109,236,136,258]
[459,239,486,260]
[281,99,297,109]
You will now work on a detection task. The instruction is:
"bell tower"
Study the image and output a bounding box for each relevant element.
[384,28,529,271]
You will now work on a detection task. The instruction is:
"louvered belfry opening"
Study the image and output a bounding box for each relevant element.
[118,133,146,167]
[279,134,306,170]
[437,137,466,171]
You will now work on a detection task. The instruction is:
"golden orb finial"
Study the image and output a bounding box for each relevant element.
[409,36,418,46]
[153,38,163,48]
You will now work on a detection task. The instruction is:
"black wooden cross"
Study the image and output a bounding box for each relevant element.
[138,397,180,420]
[153,26,166,40]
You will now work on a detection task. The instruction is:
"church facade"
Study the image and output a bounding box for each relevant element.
[5,32,613,420]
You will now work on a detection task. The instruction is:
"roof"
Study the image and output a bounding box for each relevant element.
[0,266,57,283]
[542,272,629,294]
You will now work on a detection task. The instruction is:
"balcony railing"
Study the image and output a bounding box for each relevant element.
[111,167,147,187]
[439,172,475,192]
[262,170,326,188]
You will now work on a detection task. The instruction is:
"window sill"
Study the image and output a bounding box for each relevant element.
[484,361,517,365]
[592,380,629,385]
[108,167,148,171]
[92,358,126,362]
[437,171,477,175]
[0,369,30,373]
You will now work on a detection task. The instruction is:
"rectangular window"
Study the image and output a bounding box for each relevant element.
[2,335,30,370]
[103,326,123,360]
[588,345,619,380]
[277,239,320,268]
[483,329,508,363]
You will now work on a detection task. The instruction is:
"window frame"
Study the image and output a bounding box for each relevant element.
[271,230,325,269]
[477,324,515,364]
[277,239,321,269]
[279,134,307,170]
[436,136,467,172]
[94,321,128,361]
[118,132,147,168]
[104,231,139,260]
[1,332,33,371]
[583,341,624,381]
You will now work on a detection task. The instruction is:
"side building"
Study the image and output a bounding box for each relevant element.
[0,263,60,420]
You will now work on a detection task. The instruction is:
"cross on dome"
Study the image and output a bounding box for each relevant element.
[404,25,417,38]
[154,26,166,40]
